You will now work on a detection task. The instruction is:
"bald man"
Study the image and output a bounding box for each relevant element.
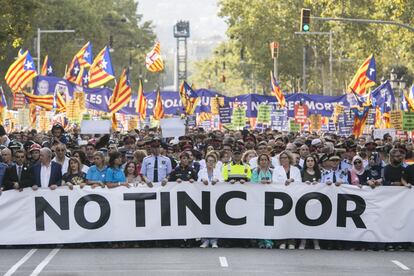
[30,148,62,190]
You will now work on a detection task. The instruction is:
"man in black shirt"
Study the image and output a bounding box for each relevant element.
[383,148,411,187]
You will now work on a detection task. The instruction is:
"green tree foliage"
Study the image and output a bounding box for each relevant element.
[0,0,159,93]
[191,0,414,96]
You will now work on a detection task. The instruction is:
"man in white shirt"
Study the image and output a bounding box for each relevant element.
[31,148,62,190]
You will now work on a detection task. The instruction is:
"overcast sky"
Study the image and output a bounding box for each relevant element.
[137,0,227,49]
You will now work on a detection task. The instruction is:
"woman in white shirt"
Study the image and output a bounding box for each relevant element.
[272,150,302,250]
[273,151,302,185]
[197,153,223,248]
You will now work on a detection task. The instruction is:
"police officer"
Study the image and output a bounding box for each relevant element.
[140,138,172,186]
[168,152,197,182]
[321,154,348,185]
[222,146,251,183]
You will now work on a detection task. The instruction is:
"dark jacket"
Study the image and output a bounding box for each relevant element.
[31,161,63,187]
[3,163,31,190]
[168,165,198,181]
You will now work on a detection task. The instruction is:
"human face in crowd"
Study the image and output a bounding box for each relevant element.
[221,152,230,163]
[222,144,232,153]
[206,156,216,170]
[94,155,104,167]
[279,153,290,167]
[353,158,363,171]
[124,139,135,150]
[53,128,62,137]
[305,156,315,169]
[299,145,310,158]
[368,154,376,167]
[285,143,297,153]
[69,159,79,173]
[258,155,270,169]
[114,156,123,167]
[39,149,51,165]
[292,152,300,166]
[246,152,257,162]
[390,150,404,166]
[151,144,160,156]
[126,163,136,176]
[73,152,81,163]
[31,150,40,161]
[86,145,95,157]
[206,145,214,153]
[256,144,267,155]
[180,155,190,167]
[15,152,25,166]
[186,151,194,162]
[108,144,118,154]
[273,142,285,154]
[1,148,12,164]
[232,151,242,163]
[55,145,66,159]
[330,159,340,170]
[358,137,366,146]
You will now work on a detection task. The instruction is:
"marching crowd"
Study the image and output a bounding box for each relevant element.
[0,123,413,250]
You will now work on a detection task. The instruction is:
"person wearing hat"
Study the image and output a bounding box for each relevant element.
[222,146,251,183]
[28,143,41,166]
[321,154,348,185]
[167,152,198,183]
[140,138,172,186]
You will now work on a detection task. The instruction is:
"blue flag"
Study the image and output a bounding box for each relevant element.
[371,81,395,108]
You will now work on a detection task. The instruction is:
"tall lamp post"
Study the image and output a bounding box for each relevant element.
[389,69,407,110]
[36,28,76,72]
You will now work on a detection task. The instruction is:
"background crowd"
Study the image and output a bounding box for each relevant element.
[0,123,413,251]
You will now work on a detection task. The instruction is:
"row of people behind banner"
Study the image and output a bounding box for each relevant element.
[0,123,412,250]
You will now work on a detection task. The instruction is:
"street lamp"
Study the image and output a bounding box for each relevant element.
[36,28,76,72]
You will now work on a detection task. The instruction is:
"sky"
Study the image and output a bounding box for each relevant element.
[137,0,227,49]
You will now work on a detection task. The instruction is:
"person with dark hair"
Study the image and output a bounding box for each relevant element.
[104,152,129,188]
[383,148,410,187]
[51,124,68,145]
[62,157,87,189]
[167,152,198,183]
[85,143,96,167]
[86,151,108,188]
[72,150,89,173]
[124,161,139,185]
[140,138,172,186]
[3,149,31,191]
[301,155,321,184]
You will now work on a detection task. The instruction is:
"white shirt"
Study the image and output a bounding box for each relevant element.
[52,156,69,175]
[272,165,302,183]
[197,167,224,183]
[40,162,52,188]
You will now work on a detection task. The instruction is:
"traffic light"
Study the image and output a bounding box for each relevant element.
[300,8,311,32]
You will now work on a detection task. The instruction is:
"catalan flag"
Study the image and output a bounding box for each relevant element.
[270,71,286,107]
[66,57,82,83]
[401,85,414,111]
[69,42,92,69]
[145,42,164,72]
[198,112,212,123]
[351,106,370,137]
[22,91,54,110]
[54,92,67,113]
[41,55,54,76]
[179,81,199,115]
[153,88,164,120]
[109,68,132,113]
[29,103,37,128]
[88,46,115,88]
[135,79,147,120]
[5,50,37,92]
[81,68,89,87]
[111,113,118,130]
[348,54,376,96]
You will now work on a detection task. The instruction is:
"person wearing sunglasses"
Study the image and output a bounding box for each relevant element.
[321,154,348,186]
[383,148,411,188]
[348,156,365,187]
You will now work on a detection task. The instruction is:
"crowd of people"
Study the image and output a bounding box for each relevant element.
[0,123,413,250]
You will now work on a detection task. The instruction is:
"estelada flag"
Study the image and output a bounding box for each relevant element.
[135,79,147,120]
[270,71,286,107]
[348,54,376,96]
[145,42,164,72]
[153,88,164,120]
[109,68,132,113]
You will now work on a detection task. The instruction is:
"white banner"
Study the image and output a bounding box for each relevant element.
[0,183,413,245]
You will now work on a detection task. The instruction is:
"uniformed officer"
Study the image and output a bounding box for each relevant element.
[222,146,251,183]
[321,154,349,185]
[168,152,197,182]
[140,138,172,186]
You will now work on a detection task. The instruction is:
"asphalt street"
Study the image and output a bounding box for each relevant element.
[0,247,412,276]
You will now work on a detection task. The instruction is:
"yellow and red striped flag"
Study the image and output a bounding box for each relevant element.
[29,103,37,128]
[351,106,370,138]
[5,50,37,93]
[109,69,132,113]
[135,79,147,120]
[270,71,286,107]
[88,46,115,88]
[198,112,212,123]
[55,92,66,113]
[145,42,164,72]
[179,81,199,115]
[153,88,164,120]
[348,54,376,96]
[65,42,92,80]
[22,91,54,110]
[111,113,118,130]
[41,55,54,76]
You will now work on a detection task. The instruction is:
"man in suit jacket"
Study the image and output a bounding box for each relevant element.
[31,147,62,190]
[3,149,31,191]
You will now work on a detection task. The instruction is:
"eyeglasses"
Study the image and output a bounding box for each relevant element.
[353,160,362,164]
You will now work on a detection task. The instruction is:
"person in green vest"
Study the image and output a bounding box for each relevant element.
[222,146,251,183]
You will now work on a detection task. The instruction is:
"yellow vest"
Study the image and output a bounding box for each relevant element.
[222,162,252,181]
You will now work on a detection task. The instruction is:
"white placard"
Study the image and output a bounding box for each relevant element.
[373,128,396,140]
[160,118,185,138]
[81,120,111,134]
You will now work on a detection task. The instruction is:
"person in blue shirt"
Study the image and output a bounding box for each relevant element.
[104,151,129,188]
[86,151,108,188]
